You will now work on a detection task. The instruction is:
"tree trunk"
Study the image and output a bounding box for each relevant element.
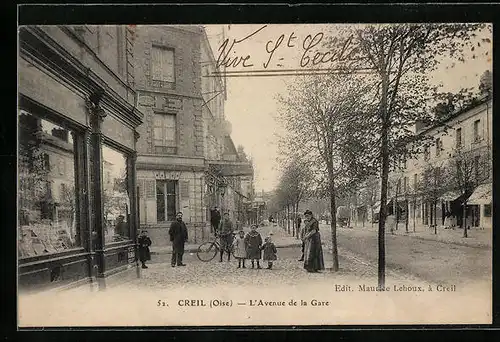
[463,202,468,238]
[434,201,437,235]
[413,198,416,232]
[405,199,409,233]
[295,201,300,240]
[328,167,339,272]
[394,195,399,232]
[377,72,390,289]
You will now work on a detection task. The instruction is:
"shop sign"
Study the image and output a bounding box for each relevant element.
[164,97,183,111]
[101,115,135,150]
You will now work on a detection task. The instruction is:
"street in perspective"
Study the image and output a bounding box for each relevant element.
[18,22,492,326]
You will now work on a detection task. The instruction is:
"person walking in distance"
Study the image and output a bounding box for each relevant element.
[302,210,325,273]
[232,229,247,268]
[245,224,263,269]
[218,212,234,262]
[168,212,188,267]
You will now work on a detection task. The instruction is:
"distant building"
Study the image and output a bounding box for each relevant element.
[355,95,492,230]
[401,95,493,230]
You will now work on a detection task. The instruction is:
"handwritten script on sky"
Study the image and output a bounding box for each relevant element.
[215,25,358,72]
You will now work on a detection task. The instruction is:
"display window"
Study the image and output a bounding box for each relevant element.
[18,110,80,258]
[102,144,131,244]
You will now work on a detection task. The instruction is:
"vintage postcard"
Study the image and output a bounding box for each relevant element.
[17,23,492,326]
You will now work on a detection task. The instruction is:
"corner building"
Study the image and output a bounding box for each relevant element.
[133,25,253,246]
[18,25,143,291]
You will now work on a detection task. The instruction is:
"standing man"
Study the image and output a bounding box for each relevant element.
[210,206,221,235]
[218,212,234,262]
[169,212,188,267]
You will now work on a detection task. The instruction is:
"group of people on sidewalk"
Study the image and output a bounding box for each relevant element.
[136,208,325,273]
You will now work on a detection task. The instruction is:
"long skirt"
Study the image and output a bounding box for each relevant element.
[303,231,325,272]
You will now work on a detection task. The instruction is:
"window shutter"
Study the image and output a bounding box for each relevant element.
[162,49,174,82]
[165,114,176,144]
[146,180,156,199]
[152,47,163,81]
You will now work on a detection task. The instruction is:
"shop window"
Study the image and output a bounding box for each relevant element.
[153,113,177,154]
[151,46,175,87]
[18,110,79,258]
[156,180,178,222]
[102,145,130,244]
[484,204,492,217]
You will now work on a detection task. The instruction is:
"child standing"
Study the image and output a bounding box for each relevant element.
[138,230,152,269]
[244,224,263,269]
[232,230,247,268]
[261,235,277,269]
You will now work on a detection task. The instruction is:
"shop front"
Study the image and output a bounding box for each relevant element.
[18,26,143,291]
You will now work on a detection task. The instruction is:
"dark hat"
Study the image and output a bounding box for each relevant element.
[304,210,313,215]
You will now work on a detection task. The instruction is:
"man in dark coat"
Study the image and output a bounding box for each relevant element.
[210,207,221,234]
[169,212,188,267]
[218,212,234,262]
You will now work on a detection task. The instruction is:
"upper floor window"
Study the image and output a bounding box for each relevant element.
[153,113,177,154]
[473,119,481,142]
[151,46,175,86]
[456,127,462,148]
[435,138,442,157]
[423,146,430,161]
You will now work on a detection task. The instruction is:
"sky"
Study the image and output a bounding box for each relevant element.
[204,24,492,193]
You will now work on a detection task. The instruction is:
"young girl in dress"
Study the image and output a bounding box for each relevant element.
[232,229,247,268]
[261,235,277,269]
[138,230,152,269]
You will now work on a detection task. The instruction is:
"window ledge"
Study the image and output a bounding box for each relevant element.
[19,248,88,267]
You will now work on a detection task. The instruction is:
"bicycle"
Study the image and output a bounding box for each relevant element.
[196,232,236,262]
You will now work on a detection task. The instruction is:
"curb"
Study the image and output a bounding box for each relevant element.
[150,242,302,255]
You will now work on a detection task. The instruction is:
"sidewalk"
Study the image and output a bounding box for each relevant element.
[150,224,301,255]
[319,222,492,249]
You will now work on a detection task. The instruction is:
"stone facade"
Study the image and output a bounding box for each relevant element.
[133,26,254,246]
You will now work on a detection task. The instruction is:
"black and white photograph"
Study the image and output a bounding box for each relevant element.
[17,21,492,326]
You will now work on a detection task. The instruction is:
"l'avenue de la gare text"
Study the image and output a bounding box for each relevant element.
[357,284,457,292]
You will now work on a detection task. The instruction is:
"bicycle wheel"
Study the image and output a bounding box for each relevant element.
[197,241,219,262]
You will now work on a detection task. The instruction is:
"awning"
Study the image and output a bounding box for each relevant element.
[440,190,463,201]
[467,183,492,205]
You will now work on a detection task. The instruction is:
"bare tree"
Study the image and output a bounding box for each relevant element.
[277,73,377,272]
[330,23,490,287]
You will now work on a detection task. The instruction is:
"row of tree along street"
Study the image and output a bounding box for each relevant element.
[268,23,492,288]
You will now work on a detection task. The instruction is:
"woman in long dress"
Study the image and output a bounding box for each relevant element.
[302,210,325,273]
